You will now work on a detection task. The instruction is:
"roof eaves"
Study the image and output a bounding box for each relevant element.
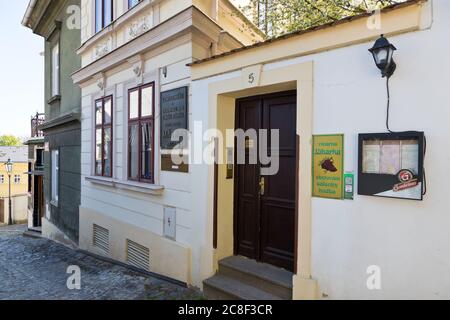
[188,0,425,67]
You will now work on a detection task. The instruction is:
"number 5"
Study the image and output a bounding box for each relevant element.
[248,73,255,84]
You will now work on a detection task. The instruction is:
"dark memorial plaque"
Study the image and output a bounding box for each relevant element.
[161,87,188,150]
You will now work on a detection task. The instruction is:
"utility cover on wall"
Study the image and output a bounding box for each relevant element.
[164,207,176,240]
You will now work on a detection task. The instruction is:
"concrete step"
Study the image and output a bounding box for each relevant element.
[23,230,43,239]
[203,274,283,300]
[218,256,293,300]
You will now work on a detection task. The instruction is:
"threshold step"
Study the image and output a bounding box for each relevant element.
[219,256,293,290]
[23,230,43,239]
[204,274,283,300]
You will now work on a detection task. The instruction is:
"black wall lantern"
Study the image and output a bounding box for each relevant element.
[369,35,397,78]
[362,35,427,200]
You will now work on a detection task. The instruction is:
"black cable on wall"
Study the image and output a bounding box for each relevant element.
[384,77,427,196]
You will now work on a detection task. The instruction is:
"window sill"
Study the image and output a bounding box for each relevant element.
[50,200,59,208]
[48,95,61,105]
[85,176,165,196]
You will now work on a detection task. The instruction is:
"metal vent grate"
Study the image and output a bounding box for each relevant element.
[93,224,110,254]
[126,239,150,271]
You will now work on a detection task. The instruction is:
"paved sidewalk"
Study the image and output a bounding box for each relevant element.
[0,225,203,300]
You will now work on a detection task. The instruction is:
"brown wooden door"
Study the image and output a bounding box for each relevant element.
[235,91,297,272]
[32,176,44,227]
[38,176,44,226]
[0,199,4,224]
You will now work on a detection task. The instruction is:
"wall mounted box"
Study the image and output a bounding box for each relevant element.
[164,207,176,240]
[358,131,425,201]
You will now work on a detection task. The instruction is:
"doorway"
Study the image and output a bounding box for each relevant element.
[33,176,44,228]
[234,91,297,272]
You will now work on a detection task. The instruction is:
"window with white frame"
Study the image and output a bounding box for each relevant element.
[128,0,142,9]
[14,175,21,184]
[95,96,113,177]
[51,150,59,203]
[95,0,113,33]
[51,42,60,97]
[0,175,4,184]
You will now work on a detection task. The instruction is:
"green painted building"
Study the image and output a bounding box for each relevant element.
[23,0,81,244]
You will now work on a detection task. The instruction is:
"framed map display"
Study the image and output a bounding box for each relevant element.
[358,132,425,201]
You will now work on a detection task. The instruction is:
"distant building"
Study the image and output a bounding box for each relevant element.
[22,0,82,245]
[0,146,29,224]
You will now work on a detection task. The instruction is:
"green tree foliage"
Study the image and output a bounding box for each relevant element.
[240,0,404,38]
[0,135,23,146]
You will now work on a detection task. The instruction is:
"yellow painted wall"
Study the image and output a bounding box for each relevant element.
[215,95,236,263]
[217,0,263,45]
[197,61,316,298]
[79,206,192,284]
[193,0,213,18]
[0,163,29,198]
[159,0,192,23]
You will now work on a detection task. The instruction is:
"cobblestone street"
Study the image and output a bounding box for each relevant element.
[0,225,203,300]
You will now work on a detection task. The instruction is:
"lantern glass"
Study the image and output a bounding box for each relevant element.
[369,35,397,78]
[5,159,13,174]
[375,48,388,65]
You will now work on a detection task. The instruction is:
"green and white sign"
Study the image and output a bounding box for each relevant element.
[344,172,354,200]
[312,134,344,199]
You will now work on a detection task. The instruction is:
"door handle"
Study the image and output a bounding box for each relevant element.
[259,177,265,196]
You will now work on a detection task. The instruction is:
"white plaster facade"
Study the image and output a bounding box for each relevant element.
[73,0,262,285]
[73,0,450,300]
[190,0,450,299]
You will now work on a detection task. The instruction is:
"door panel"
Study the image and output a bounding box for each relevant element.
[0,200,4,223]
[236,99,261,260]
[235,92,297,272]
[260,203,295,269]
[38,176,44,226]
[33,176,40,227]
[261,95,297,271]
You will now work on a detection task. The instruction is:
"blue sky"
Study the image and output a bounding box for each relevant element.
[0,0,44,138]
[0,1,247,139]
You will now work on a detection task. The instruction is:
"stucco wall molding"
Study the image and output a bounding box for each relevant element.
[72,6,230,85]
